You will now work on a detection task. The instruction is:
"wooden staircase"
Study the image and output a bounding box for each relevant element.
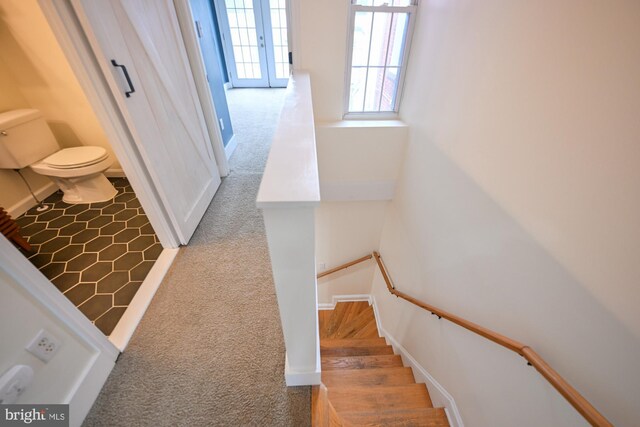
[313,301,449,426]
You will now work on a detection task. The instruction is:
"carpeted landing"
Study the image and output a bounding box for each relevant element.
[83,88,311,426]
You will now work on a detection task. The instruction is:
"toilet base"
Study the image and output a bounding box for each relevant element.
[50,173,118,204]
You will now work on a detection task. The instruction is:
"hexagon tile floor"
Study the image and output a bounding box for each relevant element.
[15,178,162,336]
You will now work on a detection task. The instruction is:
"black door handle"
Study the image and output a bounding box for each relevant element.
[110,59,136,98]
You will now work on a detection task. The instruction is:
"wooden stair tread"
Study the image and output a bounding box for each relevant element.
[323,302,370,338]
[338,408,449,426]
[321,337,388,348]
[329,384,433,413]
[321,339,394,357]
[335,301,370,314]
[321,346,394,357]
[332,306,377,339]
[322,367,416,387]
[322,355,403,371]
[351,318,379,339]
[313,302,447,426]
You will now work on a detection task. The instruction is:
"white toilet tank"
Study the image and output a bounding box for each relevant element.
[0,109,60,169]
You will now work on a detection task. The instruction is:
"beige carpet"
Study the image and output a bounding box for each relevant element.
[83,88,311,426]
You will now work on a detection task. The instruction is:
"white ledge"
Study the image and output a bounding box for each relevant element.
[316,120,407,128]
[257,72,321,209]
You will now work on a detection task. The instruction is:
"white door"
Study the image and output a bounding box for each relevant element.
[216,0,290,88]
[72,0,221,244]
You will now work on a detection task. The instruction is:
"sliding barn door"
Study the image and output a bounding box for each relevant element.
[72,0,220,244]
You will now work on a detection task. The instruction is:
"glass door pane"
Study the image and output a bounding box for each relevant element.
[267,0,289,82]
[216,0,289,87]
[220,0,269,87]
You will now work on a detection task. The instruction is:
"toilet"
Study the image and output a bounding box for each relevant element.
[0,109,117,204]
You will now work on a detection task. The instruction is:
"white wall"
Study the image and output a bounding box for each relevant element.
[0,269,95,405]
[0,55,29,112]
[0,0,117,215]
[294,0,348,122]
[314,122,407,302]
[372,0,640,426]
[316,121,408,201]
[316,201,386,304]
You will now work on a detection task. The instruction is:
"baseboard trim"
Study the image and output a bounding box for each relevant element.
[318,294,372,310]
[224,135,238,160]
[104,168,126,178]
[370,294,384,338]
[8,182,58,218]
[108,248,179,351]
[371,294,464,427]
[284,353,321,386]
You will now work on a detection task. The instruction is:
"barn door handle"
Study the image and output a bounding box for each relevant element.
[110,59,136,98]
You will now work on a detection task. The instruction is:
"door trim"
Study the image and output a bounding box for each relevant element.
[40,0,182,249]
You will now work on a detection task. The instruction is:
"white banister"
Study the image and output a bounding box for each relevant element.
[257,72,321,386]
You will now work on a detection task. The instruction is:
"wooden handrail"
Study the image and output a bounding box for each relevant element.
[372,252,527,355]
[317,251,614,427]
[522,348,613,427]
[316,254,372,278]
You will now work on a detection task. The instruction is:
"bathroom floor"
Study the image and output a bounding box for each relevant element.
[15,178,162,336]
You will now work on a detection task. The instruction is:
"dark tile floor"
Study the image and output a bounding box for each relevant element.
[16,178,162,335]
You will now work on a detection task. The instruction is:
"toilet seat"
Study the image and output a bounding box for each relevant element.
[42,146,109,169]
[30,146,114,179]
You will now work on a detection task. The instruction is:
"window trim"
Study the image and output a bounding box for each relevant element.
[343,1,418,119]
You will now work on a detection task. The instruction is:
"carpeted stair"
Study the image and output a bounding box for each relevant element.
[313,302,450,426]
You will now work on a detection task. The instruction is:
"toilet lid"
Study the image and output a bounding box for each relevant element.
[43,147,109,169]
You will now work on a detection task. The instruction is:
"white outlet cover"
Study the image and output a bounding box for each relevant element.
[26,329,61,363]
[0,365,34,404]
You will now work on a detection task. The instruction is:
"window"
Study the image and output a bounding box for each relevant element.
[345,0,417,116]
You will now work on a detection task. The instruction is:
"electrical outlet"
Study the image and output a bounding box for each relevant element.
[0,365,34,404]
[219,118,225,131]
[26,330,61,363]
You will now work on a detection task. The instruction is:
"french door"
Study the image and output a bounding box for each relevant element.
[215,0,290,88]
[72,0,221,244]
